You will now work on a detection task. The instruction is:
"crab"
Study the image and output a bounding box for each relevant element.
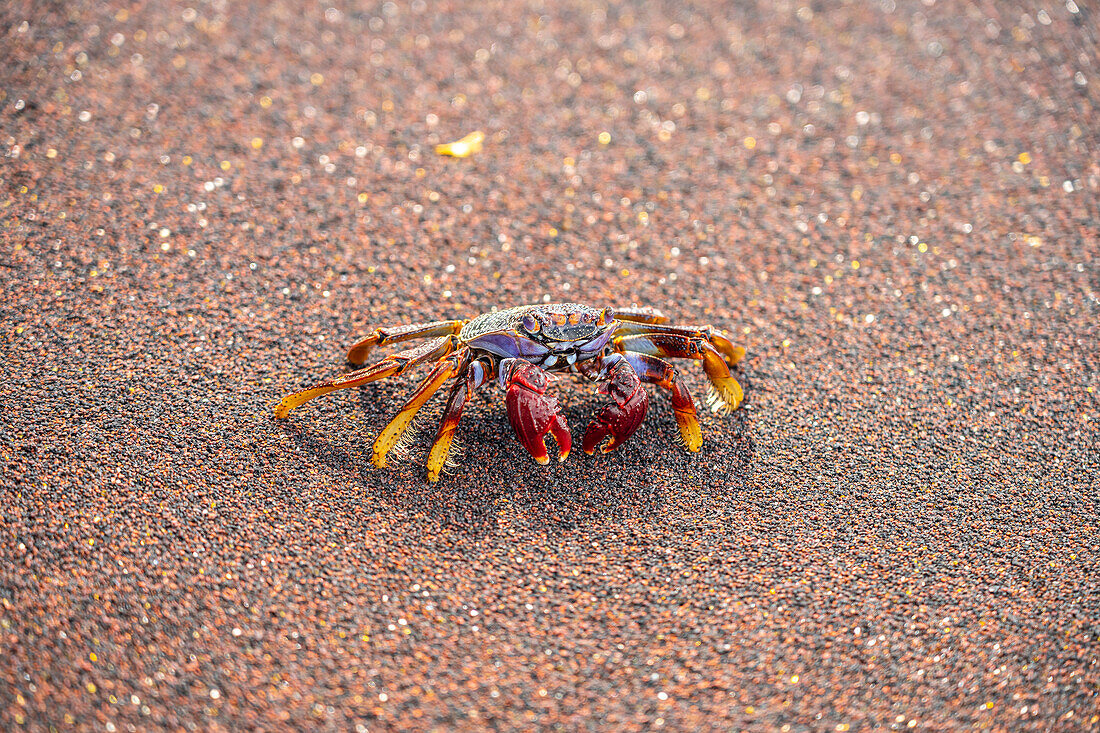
[273,303,745,482]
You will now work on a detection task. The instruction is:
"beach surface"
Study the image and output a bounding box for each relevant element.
[2,1,1098,729]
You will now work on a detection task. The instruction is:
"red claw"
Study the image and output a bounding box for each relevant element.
[583,357,649,455]
[503,361,572,465]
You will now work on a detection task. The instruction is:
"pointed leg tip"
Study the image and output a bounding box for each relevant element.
[346,339,377,366]
[372,454,387,468]
[679,428,703,452]
[534,455,550,465]
[558,451,569,462]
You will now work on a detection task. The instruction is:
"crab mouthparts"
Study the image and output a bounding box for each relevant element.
[542,350,581,368]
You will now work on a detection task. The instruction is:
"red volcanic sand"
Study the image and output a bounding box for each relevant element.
[2,1,1098,730]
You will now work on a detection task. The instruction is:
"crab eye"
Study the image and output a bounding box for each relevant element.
[522,314,540,333]
[598,307,615,325]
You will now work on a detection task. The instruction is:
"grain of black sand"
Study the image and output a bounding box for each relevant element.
[2,1,1098,730]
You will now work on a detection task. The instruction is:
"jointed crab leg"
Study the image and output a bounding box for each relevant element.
[613,306,744,367]
[701,330,744,368]
[613,306,671,325]
[373,347,470,468]
[614,333,744,412]
[426,358,492,482]
[619,352,703,451]
[347,320,467,365]
[274,336,456,418]
[615,322,745,367]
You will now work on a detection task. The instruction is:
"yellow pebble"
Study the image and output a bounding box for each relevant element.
[435,130,484,158]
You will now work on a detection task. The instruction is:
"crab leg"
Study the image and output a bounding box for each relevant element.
[612,305,671,325]
[425,358,492,482]
[274,336,456,418]
[614,333,744,413]
[619,352,703,452]
[347,320,467,365]
[372,347,470,468]
[615,322,745,367]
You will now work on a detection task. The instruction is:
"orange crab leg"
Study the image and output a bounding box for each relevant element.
[706,330,746,368]
[615,322,745,367]
[619,352,703,451]
[425,359,491,482]
[373,347,470,468]
[614,333,744,413]
[612,305,671,325]
[347,320,467,365]
[274,336,456,418]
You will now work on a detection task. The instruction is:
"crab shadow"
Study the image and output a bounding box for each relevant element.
[273,368,755,538]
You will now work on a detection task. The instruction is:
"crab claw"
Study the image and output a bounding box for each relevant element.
[582,356,649,455]
[501,359,572,465]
